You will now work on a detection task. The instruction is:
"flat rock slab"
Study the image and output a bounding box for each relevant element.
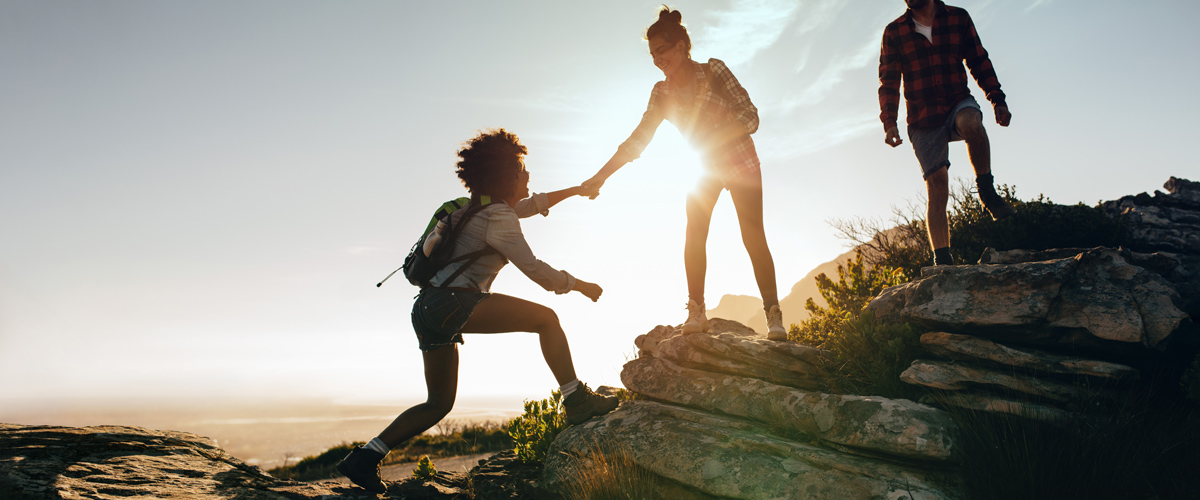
[623,356,957,461]
[919,332,1140,382]
[544,401,959,500]
[644,329,828,390]
[901,360,1091,402]
[920,393,1073,423]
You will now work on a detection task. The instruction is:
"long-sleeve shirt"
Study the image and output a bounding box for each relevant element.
[616,58,761,180]
[431,193,576,294]
[878,1,1006,131]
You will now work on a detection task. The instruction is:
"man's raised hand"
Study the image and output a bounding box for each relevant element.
[884,126,903,147]
[995,105,1012,127]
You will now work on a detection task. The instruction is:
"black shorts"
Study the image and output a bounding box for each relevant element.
[410,288,490,351]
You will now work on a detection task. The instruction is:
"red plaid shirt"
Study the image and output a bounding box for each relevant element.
[878,1,1006,130]
[617,58,760,181]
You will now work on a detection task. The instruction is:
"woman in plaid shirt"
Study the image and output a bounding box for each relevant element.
[583,7,786,340]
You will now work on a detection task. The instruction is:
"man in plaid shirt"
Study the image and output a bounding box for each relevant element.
[879,0,1015,266]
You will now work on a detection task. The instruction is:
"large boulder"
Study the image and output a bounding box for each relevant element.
[544,401,958,500]
[868,248,1191,351]
[623,356,957,461]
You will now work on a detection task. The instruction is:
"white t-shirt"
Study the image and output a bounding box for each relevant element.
[914,20,933,42]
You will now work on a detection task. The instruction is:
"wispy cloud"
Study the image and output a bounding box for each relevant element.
[1024,0,1053,14]
[794,0,846,37]
[698,0,800,66]
[759,114,879,160]
[781,37,879,110]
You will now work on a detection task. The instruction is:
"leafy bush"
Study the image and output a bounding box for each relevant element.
[786,249,922,398]
[506,391,567,464]
[833,182,1130,280]
[412,455,437,480]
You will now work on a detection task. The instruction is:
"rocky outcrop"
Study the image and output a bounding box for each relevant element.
[1103,176,1200,255]
[0,424,350,499]
[871,241,1198,421]
[869,247,1191,352]
[545,321,963,499]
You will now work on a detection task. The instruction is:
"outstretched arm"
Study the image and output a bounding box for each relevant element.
[961,13,1008,126]
[584,84,665,198]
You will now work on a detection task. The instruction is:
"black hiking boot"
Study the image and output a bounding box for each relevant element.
[335,446,387,494]
[563,384,620,425]
[976,176,1015,220]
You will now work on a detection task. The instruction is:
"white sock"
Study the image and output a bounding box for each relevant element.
[364,437,391,456]
[559,379,582,398]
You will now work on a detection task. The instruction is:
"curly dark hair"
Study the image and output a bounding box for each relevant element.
[646,6,690,59]
[455,128,527,198]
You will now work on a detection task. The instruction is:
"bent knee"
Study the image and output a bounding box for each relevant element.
[532,307,562,334]
[955,109,986,138]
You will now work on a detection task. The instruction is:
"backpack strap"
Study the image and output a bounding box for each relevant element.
[700,62,734,105]
[431,201,499,288]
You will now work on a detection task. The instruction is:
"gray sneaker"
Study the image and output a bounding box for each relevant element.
[563,383,619,425]
[335,446,387,494]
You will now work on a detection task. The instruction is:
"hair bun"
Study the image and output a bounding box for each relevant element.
[658,7,682,25]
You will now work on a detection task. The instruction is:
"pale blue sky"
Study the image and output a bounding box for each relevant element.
[2,0,1197,408]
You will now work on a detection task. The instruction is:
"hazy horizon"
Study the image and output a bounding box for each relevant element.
[3,0,1198,409]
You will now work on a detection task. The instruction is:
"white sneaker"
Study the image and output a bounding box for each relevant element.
[682,299,708,334]
[766,304,787,341]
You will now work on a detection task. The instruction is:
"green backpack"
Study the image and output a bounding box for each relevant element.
[377,196,497,288]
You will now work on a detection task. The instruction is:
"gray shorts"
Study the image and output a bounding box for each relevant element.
[907,96,982,180]
[410,287,490,351]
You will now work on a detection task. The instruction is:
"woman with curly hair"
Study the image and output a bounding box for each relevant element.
[583,7,787,340]
[337,129,618,493]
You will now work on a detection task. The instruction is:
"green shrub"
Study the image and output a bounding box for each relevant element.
[833,182,1130,279]
[412,455,436,480]
[506,391,567,464]
[786,249,922,398]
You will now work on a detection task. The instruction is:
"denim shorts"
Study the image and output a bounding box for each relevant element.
[410,287,490,351]
[907,96,982,179]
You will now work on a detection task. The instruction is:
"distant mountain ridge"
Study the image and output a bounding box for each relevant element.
[708,247,859,334]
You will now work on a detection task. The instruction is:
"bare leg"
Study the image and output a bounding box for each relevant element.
[685,180,723,304]
[460,293,577,386]
[925,166,950,250]
[955,108,990,176]
[728,183,779,307]
[377,345,459,448]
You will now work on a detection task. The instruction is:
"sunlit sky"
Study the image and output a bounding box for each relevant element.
[3,0,1198,410]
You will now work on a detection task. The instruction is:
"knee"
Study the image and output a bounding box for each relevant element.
[426,397,456,417]
[956,109,986,141]
[532,307,562,335]
[925,168,949,190]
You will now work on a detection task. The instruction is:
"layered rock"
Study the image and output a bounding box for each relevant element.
[1103,176,1200,255]
[545,321,962,499]
[870,242,1200,421]
[869,247,1191,352]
